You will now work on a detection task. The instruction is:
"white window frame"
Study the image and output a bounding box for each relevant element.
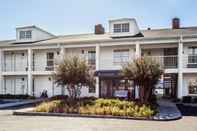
[113,23,130,33]
[87,50,96,65]
[46,52,54,70]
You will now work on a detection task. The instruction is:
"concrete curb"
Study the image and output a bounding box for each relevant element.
[12,110,182,121]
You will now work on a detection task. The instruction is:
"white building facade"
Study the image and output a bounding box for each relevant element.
[0,18,197,99]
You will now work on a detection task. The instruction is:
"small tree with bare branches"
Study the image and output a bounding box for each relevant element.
[54,56,95,100]
[122,57,163,104]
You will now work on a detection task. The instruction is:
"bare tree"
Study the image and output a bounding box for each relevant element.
[54,55,95,100]
[122,57,163,104]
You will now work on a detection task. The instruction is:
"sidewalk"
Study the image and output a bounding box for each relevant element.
[0,99,44,109]
[153,99,182,120]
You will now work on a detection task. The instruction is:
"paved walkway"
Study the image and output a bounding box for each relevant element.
[0,99,44,109]
[154,99,182,120]
[0,109,197,131]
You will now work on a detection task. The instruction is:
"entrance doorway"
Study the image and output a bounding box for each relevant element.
[163,74,178,98]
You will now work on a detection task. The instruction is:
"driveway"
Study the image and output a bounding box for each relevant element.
[0,108,197,131]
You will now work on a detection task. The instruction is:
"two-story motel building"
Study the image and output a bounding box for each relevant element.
[0,18,197,99]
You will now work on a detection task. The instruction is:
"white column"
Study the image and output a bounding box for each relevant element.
[178,36,183,99]
[0,49,3,94]
[96,44,100,71]
[60,46,65,60]
[28,48,33,96]
[135,43,141,98]
[95,44,100,97]
[135,43,141,58]
[60,46,65,95]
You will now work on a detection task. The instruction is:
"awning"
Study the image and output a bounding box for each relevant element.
[94,70,122,78]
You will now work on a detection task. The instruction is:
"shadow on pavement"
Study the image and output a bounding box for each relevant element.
[176,104,197,116]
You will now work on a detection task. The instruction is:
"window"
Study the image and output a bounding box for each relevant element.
[88,51,96,65]
[114,24,121,33]
[188,47,197,64]
[189,79,197,94]
[122,23,130,32]
[19,30,32,39]
[113,49,129,64]
[46,52,54,71]
[89,85,96,93]
[113,23,130,33]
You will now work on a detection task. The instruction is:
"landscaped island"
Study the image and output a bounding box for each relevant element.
[34,97,155,118]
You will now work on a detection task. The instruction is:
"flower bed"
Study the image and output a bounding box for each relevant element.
[35,98,155,118]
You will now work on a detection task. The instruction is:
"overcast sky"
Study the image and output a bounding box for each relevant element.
[0,0,196,40]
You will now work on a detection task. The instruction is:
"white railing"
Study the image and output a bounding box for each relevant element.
[147,55,178,69]
[32,59,96,71]
[2,55,179,72]
[100,56,178,70]
[4,60,28,72]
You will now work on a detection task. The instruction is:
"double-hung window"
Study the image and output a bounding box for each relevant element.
[88,51,96,65]
[46,52,54,71]
[113,23,130,33]
[113,49,129,64]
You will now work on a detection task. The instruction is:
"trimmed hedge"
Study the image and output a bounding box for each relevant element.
[0,94,35,99]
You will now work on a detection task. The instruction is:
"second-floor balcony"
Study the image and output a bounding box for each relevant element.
[99,55,178,70]
[147,55,178,69]
[4,60,28,72]
[32,58,96,72]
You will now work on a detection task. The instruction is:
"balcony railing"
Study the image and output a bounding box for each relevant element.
[4,60,28,72]
[147,55,178,69]
[99,56,178,70]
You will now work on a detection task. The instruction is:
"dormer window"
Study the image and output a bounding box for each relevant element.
[19,30,32,39]
[113,23,130,33]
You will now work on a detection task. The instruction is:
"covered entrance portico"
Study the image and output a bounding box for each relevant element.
[95,70,135,99]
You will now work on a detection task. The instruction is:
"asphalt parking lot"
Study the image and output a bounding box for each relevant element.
[0,107,197,131]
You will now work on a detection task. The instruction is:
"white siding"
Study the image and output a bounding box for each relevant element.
[16,27,54,42]
[34,76,54,97]
[4,76,28,95]
[142,48,164,56]
[33,49,59,71]
[99,46,135,70]
[4,51,28,72]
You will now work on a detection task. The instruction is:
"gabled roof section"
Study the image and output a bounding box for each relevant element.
[16,25,55,37]
[1,26,197,47]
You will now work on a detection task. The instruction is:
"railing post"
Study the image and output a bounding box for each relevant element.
[60,46,65,60]
[178,36,183,99]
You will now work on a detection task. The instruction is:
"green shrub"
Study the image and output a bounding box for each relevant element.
[35,100,64,113]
